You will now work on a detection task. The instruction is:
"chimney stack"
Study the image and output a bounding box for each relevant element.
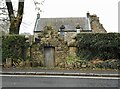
[87,11,90,18]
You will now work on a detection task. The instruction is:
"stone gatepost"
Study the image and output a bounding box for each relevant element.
[25,60,32,67]
[6,58,12,68]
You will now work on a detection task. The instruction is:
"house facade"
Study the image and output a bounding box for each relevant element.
[31,12,107,67]
[34,12,106,42]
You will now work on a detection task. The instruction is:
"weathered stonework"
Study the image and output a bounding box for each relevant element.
[39,26,70,67]
[31,26,75,67]
[64,32,76,43]
[5,58,12,68]
[31,45,44,67]
[87,13,107,33]
[69,47,77,57]
[55,43,69,67]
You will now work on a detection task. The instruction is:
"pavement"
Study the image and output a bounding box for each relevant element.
[1,68,120,77]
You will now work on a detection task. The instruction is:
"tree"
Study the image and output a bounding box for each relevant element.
[1,0,45,34]
[0,0,9,34]
[5,0,24,34]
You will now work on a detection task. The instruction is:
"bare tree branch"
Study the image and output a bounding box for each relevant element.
[33,0,45,13]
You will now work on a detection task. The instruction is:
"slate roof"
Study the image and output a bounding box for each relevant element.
[34,17,90,32]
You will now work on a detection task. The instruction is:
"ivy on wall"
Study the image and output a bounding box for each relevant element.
[76,33,120,60]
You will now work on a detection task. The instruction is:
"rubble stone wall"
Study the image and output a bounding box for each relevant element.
[88,14,107,33]
[64,32,76,42]
[32,26,73,67]
[31,44,44,67]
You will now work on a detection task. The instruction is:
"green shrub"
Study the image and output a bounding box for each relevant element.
[2,35,29,62]
[95,59,120,69]
[76,33,120,60]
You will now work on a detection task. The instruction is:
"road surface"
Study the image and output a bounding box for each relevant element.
[2,75,119,87]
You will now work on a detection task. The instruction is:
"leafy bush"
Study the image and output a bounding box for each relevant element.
[76,33,120,60]
[95,59,120,69]
[65,56,79,64]
[2,35,29,62]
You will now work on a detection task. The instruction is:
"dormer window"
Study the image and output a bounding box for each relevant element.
[60,25,65,36]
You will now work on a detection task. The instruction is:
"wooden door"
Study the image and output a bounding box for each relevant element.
[44,47,55,67]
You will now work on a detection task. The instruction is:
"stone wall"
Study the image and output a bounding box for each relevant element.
[87,13,107,33]
[64,32,76,42]
[64,32,77,47]
[32,26,66,67]
[54,42,69,67]
[69,47,77,57]
[31,44,44,67]
[32,26,76,67]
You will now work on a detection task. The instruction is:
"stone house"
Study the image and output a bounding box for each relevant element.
[32,12,107,68]
[34,12,106,40]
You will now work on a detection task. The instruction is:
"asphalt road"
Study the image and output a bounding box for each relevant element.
[2,75,119,87]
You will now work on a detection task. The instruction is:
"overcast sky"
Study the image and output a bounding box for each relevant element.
[11,0,119,34]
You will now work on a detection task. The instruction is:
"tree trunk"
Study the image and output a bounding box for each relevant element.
[5,0,24,34]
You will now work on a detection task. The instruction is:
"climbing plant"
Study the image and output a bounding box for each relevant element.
[76,33,120,60]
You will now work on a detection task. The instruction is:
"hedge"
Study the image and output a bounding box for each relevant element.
[2,35,29,62]
[76,33,120,60]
